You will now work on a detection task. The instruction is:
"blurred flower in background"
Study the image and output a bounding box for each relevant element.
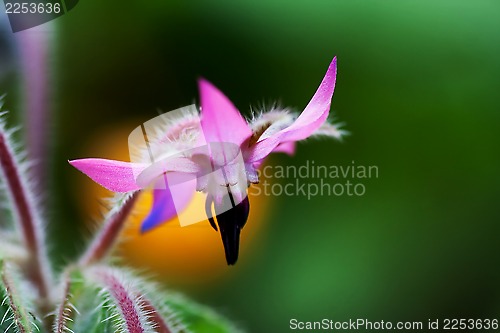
[0,17,15,84]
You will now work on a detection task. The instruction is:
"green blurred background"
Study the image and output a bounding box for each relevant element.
[1,0,500,332]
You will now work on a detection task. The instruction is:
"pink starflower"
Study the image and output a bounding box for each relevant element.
[70,57,344,264]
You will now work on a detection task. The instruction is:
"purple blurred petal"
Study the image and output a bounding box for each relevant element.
[141,173,196,232]
[141,187,176,232]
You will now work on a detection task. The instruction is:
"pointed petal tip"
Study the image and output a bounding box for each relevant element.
[197,77,219,99]
[198,76,252,145]
[68,159,87,169]
[330,56,337,75]
[197,77,210,88]
[245,58,338,162]
[68,159,81,167]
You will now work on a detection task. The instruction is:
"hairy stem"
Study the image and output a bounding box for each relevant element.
[80,192,139,266]
[93,268,146,333]
[1,274,27,333]
[53,274,72,333]
[0,128,50,299]
[140,298,171,333]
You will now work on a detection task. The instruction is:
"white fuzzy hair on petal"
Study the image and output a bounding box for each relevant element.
[311,120,349,140]
[248,106,296,143]
[131,105,202,164]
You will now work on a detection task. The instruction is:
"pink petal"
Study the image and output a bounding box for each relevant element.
[69,158,147,192]
[281,57,337,141]
[273,141,296,156]
[199,78,252,146]
[246,57,337,162]
[252,141,297,169]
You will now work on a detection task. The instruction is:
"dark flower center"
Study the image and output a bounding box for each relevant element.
[205,193,250,265]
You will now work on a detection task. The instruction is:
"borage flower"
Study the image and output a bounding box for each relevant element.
[70,57,345,265]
